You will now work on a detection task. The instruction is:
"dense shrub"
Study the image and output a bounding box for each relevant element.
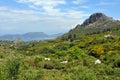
[18,68,44,80]
[70,66,97,80]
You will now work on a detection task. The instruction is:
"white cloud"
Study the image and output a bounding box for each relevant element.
[72,0,88,4]
[14,0,68,17]
[0,25,17,31]
[0,7,40,22]
[15,0,89,17]
[0,6,8,11]
[64,10,89,19]
[97,1,118,6]
[80,6,89,9]
[16,0,66,14]
[0,0,89,34]
[17,0,66,6]
[0,6,88,34]
[28,5,38,9]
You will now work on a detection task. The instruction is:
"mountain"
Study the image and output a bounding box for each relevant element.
[23,32,48,38]
[0,34,21,40]
[0,32,63,41]
[63,13,120,39]
[50,33,63,37]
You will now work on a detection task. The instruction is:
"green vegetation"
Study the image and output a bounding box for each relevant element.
[0,26,120,80]
[0,13,120,80]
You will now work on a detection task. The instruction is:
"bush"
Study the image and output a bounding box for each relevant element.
[0,62,7,80]
[18,68,44,80]
[100,54,120,68]
[5,55,21,80]
[68,47,84,60]
[70,66,97,80]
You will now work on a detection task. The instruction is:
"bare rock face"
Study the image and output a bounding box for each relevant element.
[81,13,106,27]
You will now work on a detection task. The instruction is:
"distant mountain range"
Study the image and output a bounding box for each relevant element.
[1,13,120,41]
[0,32,63,41]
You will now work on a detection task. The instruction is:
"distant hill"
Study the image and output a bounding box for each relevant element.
[62,13,120,39]
[0,32,63,41]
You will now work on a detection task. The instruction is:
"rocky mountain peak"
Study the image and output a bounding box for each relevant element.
[81,13,106,27]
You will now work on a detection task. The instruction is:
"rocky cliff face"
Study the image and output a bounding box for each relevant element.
[81,13,107,27]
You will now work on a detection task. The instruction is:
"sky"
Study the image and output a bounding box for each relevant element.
[0,0,120,35]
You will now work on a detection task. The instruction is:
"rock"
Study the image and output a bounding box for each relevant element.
[44,58,51,61]
[95,59,101,64]
[60,61,68,64]
[81,13,106,27]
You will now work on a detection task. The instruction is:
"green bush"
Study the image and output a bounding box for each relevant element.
[70,66,97,80]
[68,47,84,60]
[0,62,7,80]
[18,68,44,80]
[5,55,21,80]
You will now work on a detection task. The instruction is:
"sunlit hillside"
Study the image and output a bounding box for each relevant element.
[0,13,120,80]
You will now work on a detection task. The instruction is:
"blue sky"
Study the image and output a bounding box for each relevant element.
[0,0,120,35]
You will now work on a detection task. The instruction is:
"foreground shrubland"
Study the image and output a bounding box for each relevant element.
[0,32,120,80]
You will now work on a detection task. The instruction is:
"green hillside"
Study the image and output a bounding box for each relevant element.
[62,13,120,40]
[0,13,120,80]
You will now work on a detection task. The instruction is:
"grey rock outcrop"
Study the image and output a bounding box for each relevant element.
[81,13,106,27]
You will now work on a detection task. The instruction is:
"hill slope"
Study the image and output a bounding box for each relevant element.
[0,13,120,80]
[63,13,120,39]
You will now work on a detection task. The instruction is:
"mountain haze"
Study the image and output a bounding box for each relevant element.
[0,32,63,41]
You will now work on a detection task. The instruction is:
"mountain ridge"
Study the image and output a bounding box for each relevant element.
[81,13,107,27]
[75,13,120,29]
[0,32,63,41]
[62,12,120,40]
